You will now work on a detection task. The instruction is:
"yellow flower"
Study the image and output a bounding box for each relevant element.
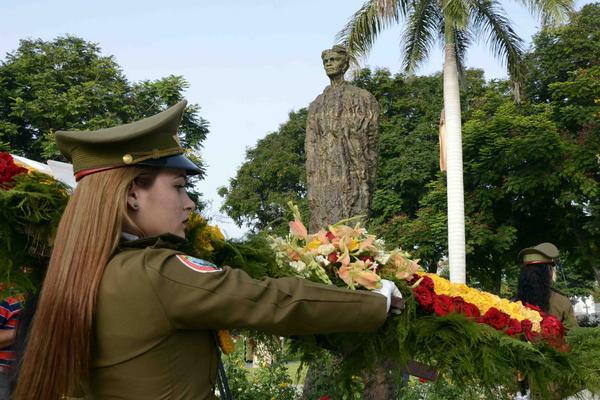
[347,239,360,252]
[417,272,546,330]
[208,225,225,241]
[306,239,322,252]
[217,330,235,355]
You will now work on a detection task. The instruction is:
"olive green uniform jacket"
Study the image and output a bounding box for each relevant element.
[548,288,578,331]
[89,235,387,399]
[529,289,578,400]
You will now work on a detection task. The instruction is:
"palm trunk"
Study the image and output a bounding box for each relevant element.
[443,41,466,283]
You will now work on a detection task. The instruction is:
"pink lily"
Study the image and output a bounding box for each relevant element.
[289,219,308,239]
[338,261,381,290]
[388,250,421,281]
[316,229,330,244]
[287,201,308,239]
[358,235,378,254]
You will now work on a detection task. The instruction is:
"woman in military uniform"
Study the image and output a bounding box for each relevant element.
[514,243,579,400]
[517,242,578,330]
[13,101,402,400]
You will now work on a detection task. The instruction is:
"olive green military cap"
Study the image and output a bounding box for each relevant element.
[56,100,201,181]
[518,242,559,265]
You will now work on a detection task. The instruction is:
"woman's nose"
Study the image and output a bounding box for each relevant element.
[184,193,195,211]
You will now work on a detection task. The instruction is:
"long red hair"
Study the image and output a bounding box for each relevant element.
[14,167,156,399]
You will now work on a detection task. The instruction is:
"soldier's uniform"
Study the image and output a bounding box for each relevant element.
[518,242,578,330]
[91,235,385,399]
[517,243,579,399]
[548,288,578,330]
[56,101,388,399]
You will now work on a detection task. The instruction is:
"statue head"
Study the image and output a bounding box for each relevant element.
[321,45,350,80]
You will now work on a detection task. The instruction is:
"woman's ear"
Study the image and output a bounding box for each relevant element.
[127,182,140,211]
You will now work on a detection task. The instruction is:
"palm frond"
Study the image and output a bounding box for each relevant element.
[337,0,410,62]
[512,0,573,26]
[454,27,473,79]
[442,0,471,30]
[401,0,442,73]
[468,0,525,83]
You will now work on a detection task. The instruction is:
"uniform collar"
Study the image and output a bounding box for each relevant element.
[551,287,568,297]
[117,233,187,251]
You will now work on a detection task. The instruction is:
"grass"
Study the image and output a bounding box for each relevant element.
[286,361,306,384]
[243,360,307,384]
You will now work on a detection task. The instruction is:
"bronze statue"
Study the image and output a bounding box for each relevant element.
[304,47,386,399]
[305,45,379,232]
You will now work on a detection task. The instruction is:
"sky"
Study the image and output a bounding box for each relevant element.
[0,0,592,238]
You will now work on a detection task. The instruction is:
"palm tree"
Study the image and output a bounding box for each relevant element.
[338,0,572,283]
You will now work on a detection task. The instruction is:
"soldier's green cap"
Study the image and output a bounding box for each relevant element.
[56,100,201,181]
[518,242,559,265]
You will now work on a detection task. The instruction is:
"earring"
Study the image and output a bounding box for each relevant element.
[131,203,139,210]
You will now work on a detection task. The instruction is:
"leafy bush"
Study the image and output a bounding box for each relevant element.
[591,287,600,303]
[300,349,364,400]
[398,378,506,400]
[223,340,298,400]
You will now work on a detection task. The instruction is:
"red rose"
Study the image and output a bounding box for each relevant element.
[505,318,523,336]
[451,296,466,314]
[0,152,27,188]
[413,285,435,311]
[359,255,375,263]
[419,276,434,291]
[547,338,570,352]
[407,274,420,286]
[521,319,539,342]
[327,252,338,263]
[540,315,565,338]
[463,302,481,319]
[524,303,542,312]
[480,307,511,331]
[433,294,454,317]
[320,396,330,400]
[325,231,336,241]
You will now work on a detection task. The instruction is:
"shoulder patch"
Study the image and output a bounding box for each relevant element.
[175,255,221,273]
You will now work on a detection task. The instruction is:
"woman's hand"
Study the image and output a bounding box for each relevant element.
[373,279,404,314]
[390,296,406,314]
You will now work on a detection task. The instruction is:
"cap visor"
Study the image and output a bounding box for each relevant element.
[137,154,202,175]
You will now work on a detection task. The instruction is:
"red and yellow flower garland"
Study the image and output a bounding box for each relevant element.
[409,273,568,351]
[0,152,28,189]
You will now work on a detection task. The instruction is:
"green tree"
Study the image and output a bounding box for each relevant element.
[218,69,452,237]
[0,35,208,176]
[218,109,308,235]
[524,3,600,286]
[0,36,129,158]
[392,83,598,294]
[525,3,600,105]
[218,68,478,246]
[220,62,598,294]
[337,0,572,283]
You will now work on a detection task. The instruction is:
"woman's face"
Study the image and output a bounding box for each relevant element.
[127,168,195,238]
